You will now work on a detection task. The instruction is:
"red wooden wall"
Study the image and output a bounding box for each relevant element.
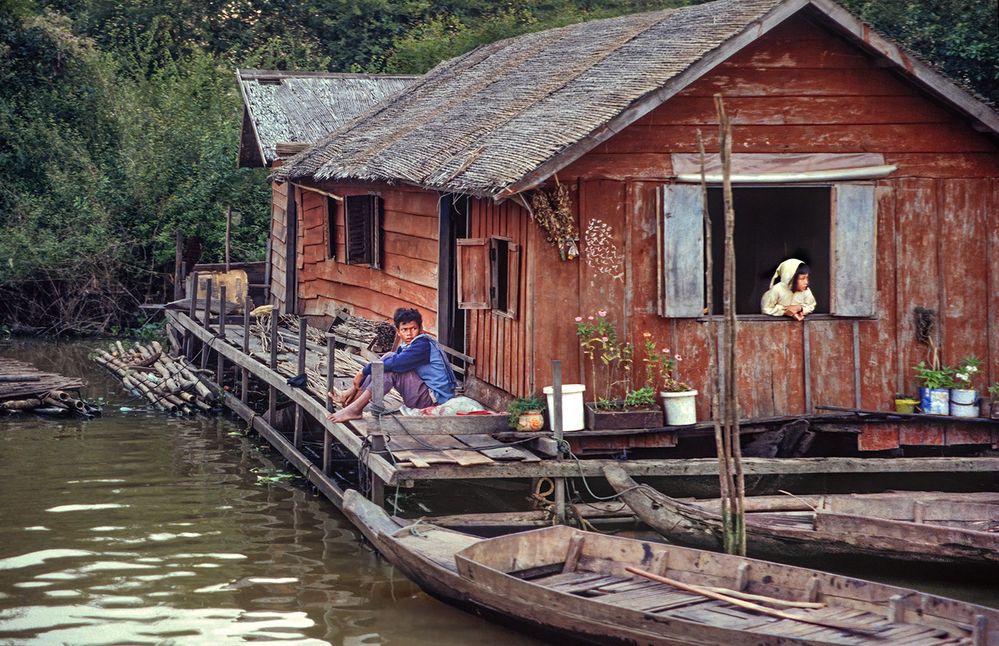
[294,183,440,332]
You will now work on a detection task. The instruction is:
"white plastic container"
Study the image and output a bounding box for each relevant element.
[950,388,978,417]
[661,389,698,426]
[542,384,586,431]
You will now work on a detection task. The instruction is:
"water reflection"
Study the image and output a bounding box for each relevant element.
[0,340,543,645]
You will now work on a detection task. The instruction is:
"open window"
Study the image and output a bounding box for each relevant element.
[344,194,382,267]
[456,236,520,318]
[660,183,876,318]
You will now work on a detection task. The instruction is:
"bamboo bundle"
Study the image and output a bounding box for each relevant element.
[92,341,217,415]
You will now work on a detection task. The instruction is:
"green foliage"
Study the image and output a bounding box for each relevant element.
[839,0,998,104]
[913,361,956,389]
[624,386,657,408]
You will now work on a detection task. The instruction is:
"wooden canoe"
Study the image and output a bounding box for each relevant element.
[342,488,999,645]
[604,465,999,569]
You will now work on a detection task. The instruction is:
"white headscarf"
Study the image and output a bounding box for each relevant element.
[770,258,806,289]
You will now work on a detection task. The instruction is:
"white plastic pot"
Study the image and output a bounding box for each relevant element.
[950,388,978,417]
[542,384,586,431]
[661,389,698,426]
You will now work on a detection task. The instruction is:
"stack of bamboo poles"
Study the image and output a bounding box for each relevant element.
[92,341,217,415]
[0,388,100,416]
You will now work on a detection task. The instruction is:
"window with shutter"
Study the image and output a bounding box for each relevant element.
[326,197,337,260]
[456,238,489,310]
[344,194,382,267]
[658,182,876,319]
[489,237,520,319]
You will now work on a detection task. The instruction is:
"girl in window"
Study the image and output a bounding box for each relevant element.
[761,258,816,321]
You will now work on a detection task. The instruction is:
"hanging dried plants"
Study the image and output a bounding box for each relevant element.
[529,178,579,261]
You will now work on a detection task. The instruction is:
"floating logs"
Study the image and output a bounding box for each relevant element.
[92,341,217,415]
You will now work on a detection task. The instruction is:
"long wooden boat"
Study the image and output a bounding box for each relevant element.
[604,465,999,570]
[343,488,999,645]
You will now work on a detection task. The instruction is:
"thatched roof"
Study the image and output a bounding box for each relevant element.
[276,0,999,198]
[236,70,417,168]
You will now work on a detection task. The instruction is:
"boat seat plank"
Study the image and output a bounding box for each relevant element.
[593,578,663,594]
[551,575,630,594]
[670,600,783,630]
[594,585,694,607]
[537,571,615,590]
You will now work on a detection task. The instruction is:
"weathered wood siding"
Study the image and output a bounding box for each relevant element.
[551,12,999,446]
[269,179,289,309]
[296,183,440,332]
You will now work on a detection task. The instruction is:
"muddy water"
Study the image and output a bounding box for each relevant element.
[0,340,542,645]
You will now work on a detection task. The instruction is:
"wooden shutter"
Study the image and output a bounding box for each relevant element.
[660,184,705,317]
[344,195,382,267]
[456,238,489,309]
[326,197,337,260]
[505,242,520,319]
[831,184,877,317]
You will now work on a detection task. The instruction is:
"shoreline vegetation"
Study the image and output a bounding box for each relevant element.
[2,0,995,336]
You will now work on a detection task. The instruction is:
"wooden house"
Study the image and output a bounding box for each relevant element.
[271,0,999,451]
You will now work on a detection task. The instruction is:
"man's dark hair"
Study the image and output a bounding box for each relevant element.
[393,308,422,328]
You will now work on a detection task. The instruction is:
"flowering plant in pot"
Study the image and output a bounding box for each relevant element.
[912,361,954,415]
[574,312,661,430]
[950,355,981,417]
[643,337,697,426]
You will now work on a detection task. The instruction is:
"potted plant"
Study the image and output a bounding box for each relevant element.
[507,394,547,431]
[913,361,954,415]
[950,355,981,417]
[643,337,697,426]
[574,313,662,430]
[984,383,999,420]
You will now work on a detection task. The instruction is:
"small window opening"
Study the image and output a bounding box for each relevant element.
[492,238,510,312]
[707,186,830,315]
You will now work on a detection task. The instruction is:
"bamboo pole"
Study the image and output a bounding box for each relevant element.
[217,285,227,386]
[715,94,746,555]
[552,359,566,524]
[324,334,335,474]
[268,312,278,426]
[241,295,251,404]
[294,321,307,448]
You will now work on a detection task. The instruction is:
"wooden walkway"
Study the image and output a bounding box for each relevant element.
[166,309,999,510]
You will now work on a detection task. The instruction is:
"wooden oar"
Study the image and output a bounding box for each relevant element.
[626,567,882,637]
[701,585,825,609]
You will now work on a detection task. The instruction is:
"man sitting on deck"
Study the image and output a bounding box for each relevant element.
[326,308,456,423]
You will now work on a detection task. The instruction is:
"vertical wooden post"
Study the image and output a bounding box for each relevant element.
[201,277,213,371]
[216,285,227,385]
[293,321,307,448]
[225,206,232,273]
[241,295,250,404]
[552,359,566,524]
[185,271,199,359]
[174,230,184,301]
[369,360,385,506]
[268,312,278,426]
[324,334,335,474]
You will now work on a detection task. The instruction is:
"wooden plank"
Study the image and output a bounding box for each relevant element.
[386,455,999,484]
[165,310,398,486]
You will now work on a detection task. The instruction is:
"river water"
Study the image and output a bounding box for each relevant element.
[0,340,541,645]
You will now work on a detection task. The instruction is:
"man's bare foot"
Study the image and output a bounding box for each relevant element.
[326,410,363,424]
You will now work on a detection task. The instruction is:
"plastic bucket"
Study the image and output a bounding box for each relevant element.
[661,390,698,426]
[542,384,586,431]
[950,388,978,417]
[919,387,949,415]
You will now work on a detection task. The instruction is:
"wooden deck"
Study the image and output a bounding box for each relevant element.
[0,357,86,401]
[166,309,999,513]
